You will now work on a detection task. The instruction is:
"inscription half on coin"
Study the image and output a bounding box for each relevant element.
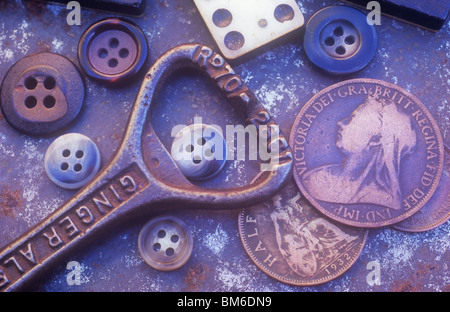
[290,79,444,228]
[239,182,367,286]
[393,146,450,232]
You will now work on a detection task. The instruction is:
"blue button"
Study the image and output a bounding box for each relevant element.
[304,6,378,75]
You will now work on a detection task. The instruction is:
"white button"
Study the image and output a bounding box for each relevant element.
[171,124,227,180]
[44,133,101,189]
[138,216,193,271]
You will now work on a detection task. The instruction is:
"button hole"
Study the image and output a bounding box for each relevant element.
[74,163,82,172]
[171,235,179,243]
[165,248,174,257]
[204,149,213,157]
[75,150,84,159]
[24,96,37,109]
[345,35,355,45]
[158,230,166,238]
[98,48,108,59]
[43,95,56,109]
[44,77,56,90]
[119,48,129,58]
[24,77,38,90]
[334,26,344,36]
[153,243,161,252]
[61,162,69,171]
[62,149,71,157]
[108,58,118,68]
[185,144,194,153]
[335,46,346,55]
[324,37,335,46]
[198,137,206,146]
[109,38,119,48]
[193,157,202,164]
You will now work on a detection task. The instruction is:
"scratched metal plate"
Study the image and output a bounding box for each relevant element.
[0,0,448,291]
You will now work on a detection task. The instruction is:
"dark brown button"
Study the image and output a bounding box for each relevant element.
[0,52,85,136]
[78,18,148,85]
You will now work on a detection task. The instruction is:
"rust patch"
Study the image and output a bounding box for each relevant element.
[390,263,439,292]
[184,263,210,291]
[0,186,22,217]
[36,40,52,52]
[23,0,46,17]
[391,280,424,292]
[416,263,438,277]
[111,132,122,141]
[158,0,169,9]
[0,0,18,10]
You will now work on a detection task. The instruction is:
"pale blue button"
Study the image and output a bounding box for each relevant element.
[45,133,101,189]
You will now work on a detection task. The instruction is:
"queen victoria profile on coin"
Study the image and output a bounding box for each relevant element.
[302,95,417,210]
[290,79,444,228]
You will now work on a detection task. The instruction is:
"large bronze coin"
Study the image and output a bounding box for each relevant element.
[393,145,450,232]
[290,79,444,228]
[238,181,367,286]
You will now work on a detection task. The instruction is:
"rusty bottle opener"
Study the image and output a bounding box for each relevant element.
[0,44,293,291]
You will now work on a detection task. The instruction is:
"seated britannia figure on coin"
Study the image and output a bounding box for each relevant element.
[303,95,417,210]
[270,191,359,278]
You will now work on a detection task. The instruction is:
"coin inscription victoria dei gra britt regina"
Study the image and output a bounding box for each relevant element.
[290,79,444,228]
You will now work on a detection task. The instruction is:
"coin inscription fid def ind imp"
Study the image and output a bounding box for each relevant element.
[290,79,444,228]
[393,146,450,232]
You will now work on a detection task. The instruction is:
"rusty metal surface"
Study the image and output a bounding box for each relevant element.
[0,0,448,292]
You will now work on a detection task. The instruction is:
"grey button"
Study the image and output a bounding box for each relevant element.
[138,215,193,271]
[44,133,101,189]
[171,124,227,180]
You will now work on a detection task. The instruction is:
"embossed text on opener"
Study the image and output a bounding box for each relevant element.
[0,164,148,289]
[0,43,293,291]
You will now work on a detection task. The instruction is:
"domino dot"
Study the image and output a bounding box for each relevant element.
[259,19,268,28]
[274,4,295,23]
[213,8,233,28]
[224,31,245,50]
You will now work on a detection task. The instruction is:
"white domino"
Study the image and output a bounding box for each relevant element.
[193,0,305,59]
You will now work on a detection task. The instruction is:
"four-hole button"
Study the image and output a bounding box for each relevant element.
[78,17,148,85]
[44,133,101,190]
[138,216,193,271]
